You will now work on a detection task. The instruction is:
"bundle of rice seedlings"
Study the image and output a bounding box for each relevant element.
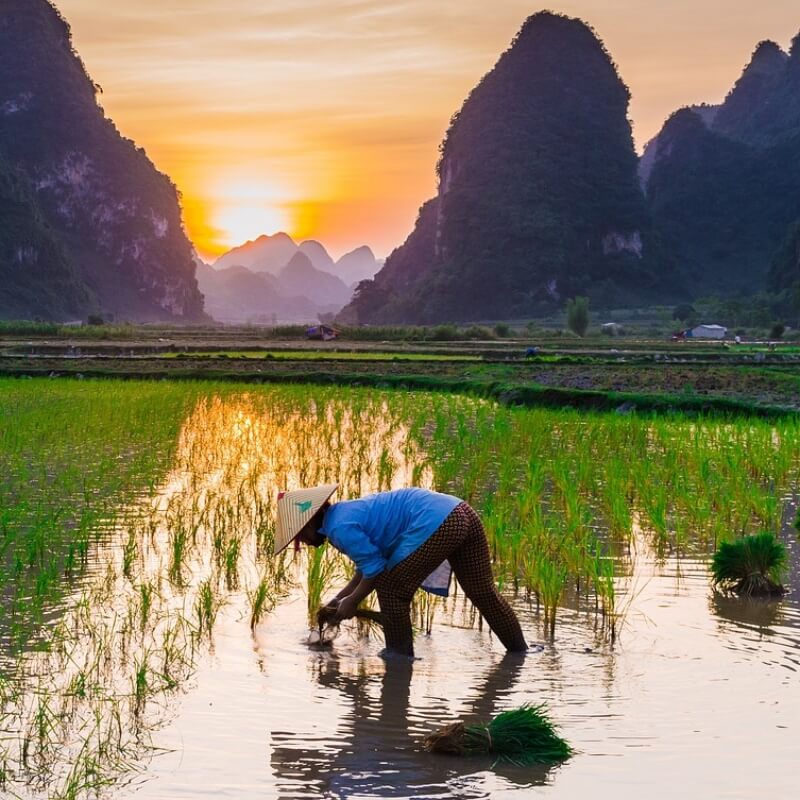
[711,532,787,597]
[315,604,384,643]
[423,704,572,766]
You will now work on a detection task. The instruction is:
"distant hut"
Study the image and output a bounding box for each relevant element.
[685,324,727,340]
[306,324,339,341]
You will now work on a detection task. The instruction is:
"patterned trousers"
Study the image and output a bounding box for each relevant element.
[374,502,527,656]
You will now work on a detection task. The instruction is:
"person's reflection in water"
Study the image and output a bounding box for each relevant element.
[270,655,557,800]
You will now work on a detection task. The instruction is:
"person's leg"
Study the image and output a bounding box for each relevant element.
[448,504,527,652]
[375,590,414,656]
[374,505,470,655]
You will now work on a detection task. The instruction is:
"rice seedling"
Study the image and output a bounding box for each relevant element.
[711,532,787,596]
[423,703,572,765]
[132,655,149,717]
[138,582,154,631]
[195,579,221,639]
[248,577,273,631]
[122,528,138,579]
[223,537,241,590]
[305,543,340,627]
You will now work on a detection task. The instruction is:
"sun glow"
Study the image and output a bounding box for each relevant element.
[211,179,293,248]
[214,203,290,247]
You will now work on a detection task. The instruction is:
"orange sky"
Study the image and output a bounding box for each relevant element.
[56,0,800,261]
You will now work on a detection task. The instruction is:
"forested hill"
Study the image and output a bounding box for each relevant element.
[341,12,677,325]
[644,34,800,298]
[0,1,205,322]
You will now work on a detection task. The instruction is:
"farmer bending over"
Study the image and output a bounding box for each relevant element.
[274,485,527,657]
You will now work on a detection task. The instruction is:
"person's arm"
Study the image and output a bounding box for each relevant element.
[324,571,362,608]
[325,519,387,621]
[334,574,379,622]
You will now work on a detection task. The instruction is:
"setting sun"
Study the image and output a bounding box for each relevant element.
[214,203,290,249]
[210,179,292,249]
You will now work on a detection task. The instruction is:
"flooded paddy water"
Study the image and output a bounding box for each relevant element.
[0,379,797,799]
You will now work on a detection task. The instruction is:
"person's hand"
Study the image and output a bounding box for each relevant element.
[333,594,358,623]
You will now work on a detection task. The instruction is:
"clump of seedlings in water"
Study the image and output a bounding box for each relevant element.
[711,532,787,597]
[423,703,572,766]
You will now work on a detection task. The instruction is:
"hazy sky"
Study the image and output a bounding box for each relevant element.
[56,0,800,260]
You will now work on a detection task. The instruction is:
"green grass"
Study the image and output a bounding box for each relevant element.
[0,320,138,339]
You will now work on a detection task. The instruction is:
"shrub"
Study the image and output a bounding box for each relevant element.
[672,304,696,322]
[566,297,590,337]
[711,532,787,596]
[493,323,511,338]
[770,323,785,340]
[430,324,459,341]
[462,325,495,340]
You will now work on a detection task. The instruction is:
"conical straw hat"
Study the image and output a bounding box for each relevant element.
[274,483,338,555]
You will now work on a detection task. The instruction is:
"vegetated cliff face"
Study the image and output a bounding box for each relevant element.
[769,220,800,292]
[644,35,800,298]
[0,1,204,321]
[341,12,673,324]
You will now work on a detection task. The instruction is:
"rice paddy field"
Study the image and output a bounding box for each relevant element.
[0,377,797,799]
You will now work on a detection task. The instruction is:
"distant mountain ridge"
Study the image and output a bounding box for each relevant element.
[212,233,379,286]
[642,32,800,297]
[195,260,326,324]
[341,12,677,324]
[198,234,377,322]
[201,233,379,323]
[0,0,204,322]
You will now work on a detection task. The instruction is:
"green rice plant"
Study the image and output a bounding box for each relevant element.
[306,544,339,627]
[248,577,273,631]
[711,532,787,596]
[414,590,439,636]
[195,579,221,639]
[223,537,241,590]
[122,528,138,579]
[168,526,188,586]
[538,557,568,638]
[132,656,149,717]
[423,703,572,765]
[138,582,154,631]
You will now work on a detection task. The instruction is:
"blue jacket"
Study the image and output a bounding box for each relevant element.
[320,488,461,578]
